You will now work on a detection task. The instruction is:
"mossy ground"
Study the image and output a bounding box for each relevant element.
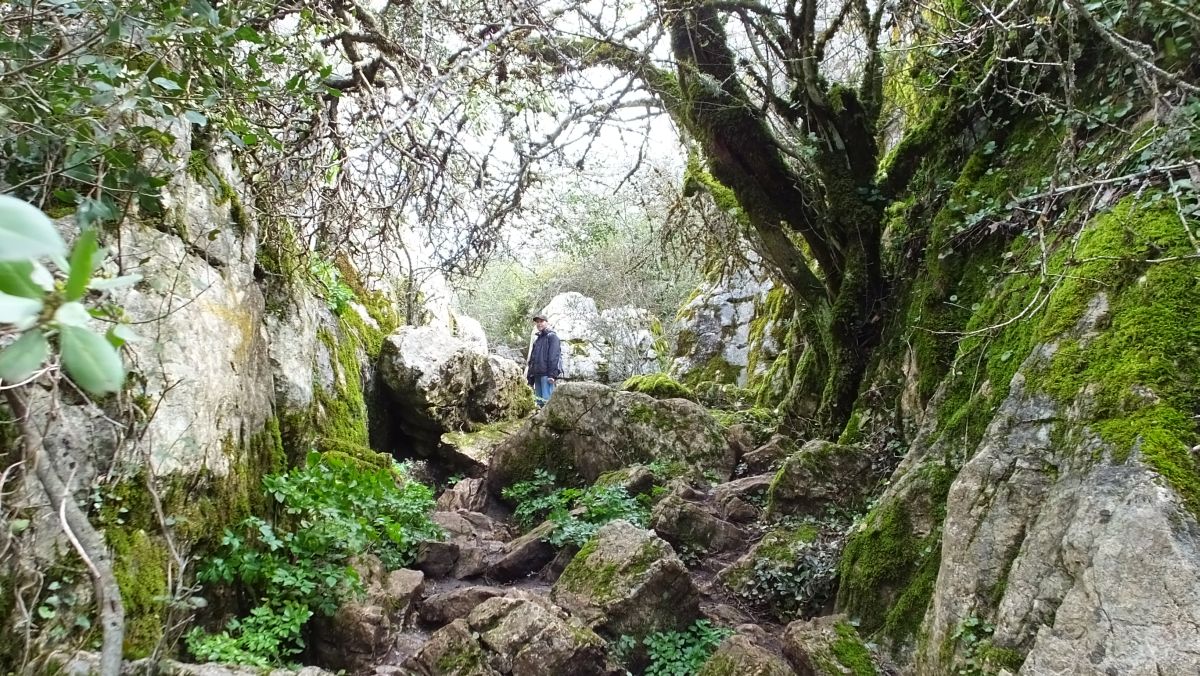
[621,373,697,401]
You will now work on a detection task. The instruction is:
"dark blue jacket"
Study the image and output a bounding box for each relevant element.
[528,329,562,381]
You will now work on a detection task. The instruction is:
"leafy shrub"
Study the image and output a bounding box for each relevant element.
[502,471,647,547]
[622,373,697,401]
[643,620,732,676]
[188,452,441,666]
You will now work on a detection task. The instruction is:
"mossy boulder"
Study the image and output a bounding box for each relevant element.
[766,440,879,517]
[621,373,697,401]
[697,630,794,676]
[719,521,840,619]
[551,520,700,641]
[487,382,736,494]
[782,616,879,675]
[406,595,615,676]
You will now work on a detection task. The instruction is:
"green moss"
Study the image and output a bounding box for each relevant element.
[105,528,169,657]
[682,354,742,388]
[557,537,664,611]
[622,374,697,401]
[829,622,878,676]
[977,643,1025,672]
[1029,196,1200,514]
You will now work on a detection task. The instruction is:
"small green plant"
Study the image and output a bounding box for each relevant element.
[503,471,647,548]
[310,257,356,314]
[0,196,138,394]
[643,620,731,676]
[189,452,442,665]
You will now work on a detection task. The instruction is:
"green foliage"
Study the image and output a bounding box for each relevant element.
[723,521,838,620]
[191,453,441,665]
[502,470,648,547]
[310,257,357,315]
[622,373,697,401]
[0,0,324,221]
[0,196,138,394]
[642,620,732,676]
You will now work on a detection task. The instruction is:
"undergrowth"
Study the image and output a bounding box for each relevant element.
[186,452,441,666]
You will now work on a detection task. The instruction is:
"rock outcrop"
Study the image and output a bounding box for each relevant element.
[379,326,532,460]
[538,292,660,382]
[487,382,735,491]
[670,259,783,388]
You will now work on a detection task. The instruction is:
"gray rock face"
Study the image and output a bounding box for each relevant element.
[551,520,699,640]
[419,585,507,627]
[379,326,532,458]
[407,596,615,676]
[487,382,735,492]
[538,292,660,383]
[782,616,879,674]
[916,355,1200,675]
[670,260,779,387]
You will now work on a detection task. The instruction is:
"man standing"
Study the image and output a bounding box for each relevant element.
[527,314,561,407]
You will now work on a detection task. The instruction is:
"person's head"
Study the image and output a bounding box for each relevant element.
[532,315,548,332]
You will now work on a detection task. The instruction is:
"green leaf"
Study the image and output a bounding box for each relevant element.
[0,330,48,383]
[65,229,99,301]
[0,291,42,327]
[54,301,92,327]
[184,110,208,126]
[152,77,182,91]
[59,325,125,394]
[0,196,67,261]
[0,261,44,299]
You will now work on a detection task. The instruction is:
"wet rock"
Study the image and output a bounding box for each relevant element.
[649,494,746,554]
[487,382,735,493]
[766,440,876,517]
[551,520,699,640]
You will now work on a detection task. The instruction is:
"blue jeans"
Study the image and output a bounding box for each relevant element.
[533,376,556,407]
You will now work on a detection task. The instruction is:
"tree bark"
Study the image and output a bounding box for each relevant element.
[4,389,125,676]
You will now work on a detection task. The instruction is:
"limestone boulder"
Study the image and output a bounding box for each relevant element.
[782,616,879,675]
[740,435,796,476]
[669,259,780,387]
[712,474,772,523]
[419,585,507,627]
[437,478,491,512]
[487,382,735,492]
[538,292,660,382]
[379,326,532,459]
[697,629,794,676]
[551,520,699,640]
[765,440,877,517]
[311,562,424,671]
[406,596,617,676]
[649,493,746,555]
